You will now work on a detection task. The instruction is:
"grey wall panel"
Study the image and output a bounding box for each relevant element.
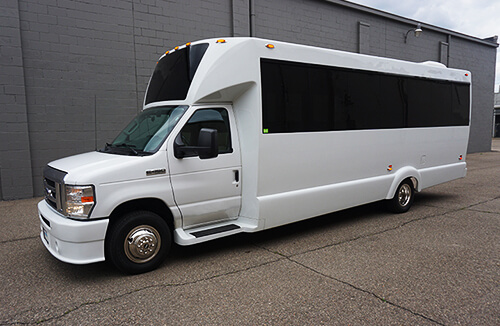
[448,37,496,152]
[0,0,34,199]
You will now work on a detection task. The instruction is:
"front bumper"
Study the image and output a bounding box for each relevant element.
[38,200,109,264]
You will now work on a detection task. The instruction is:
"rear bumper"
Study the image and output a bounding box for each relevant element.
[38,200,109,264]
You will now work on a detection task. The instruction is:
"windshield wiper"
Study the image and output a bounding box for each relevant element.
[100,143,153,156]
[102,142,112,151]
[98,143,113,153]
[100,143,139,155]
[113,143,139,155]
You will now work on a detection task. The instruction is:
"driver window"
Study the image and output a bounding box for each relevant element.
[179,108,232,156]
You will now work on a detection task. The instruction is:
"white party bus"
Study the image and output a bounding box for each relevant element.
[38,37,471,273]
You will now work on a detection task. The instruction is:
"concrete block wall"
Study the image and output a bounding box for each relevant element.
[255,0,359,52]
[0,0,497,199]
[18,0,139,198]
[3,0,233,199]
[449,36,497,152]
[0,0,34,199]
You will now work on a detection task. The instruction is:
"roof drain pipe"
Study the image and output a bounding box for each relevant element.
[249,0,255,37]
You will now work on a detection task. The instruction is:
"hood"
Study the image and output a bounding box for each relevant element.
[48,151,167,185]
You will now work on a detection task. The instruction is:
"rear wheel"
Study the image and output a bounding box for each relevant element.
[387,179,414,213]
[106,211,171,274]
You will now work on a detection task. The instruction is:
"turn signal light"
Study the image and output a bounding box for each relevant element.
[81,196,94,203]
[387,165,393,171]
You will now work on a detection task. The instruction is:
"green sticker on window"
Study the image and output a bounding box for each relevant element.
[263,129,269,134]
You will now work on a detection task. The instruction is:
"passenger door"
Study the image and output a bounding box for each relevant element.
[167,105,241,228]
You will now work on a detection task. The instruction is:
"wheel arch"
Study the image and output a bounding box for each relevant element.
[386,167,421,200]
[107,198,175,236]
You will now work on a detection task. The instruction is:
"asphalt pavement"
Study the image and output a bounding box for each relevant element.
[1,139,499,325]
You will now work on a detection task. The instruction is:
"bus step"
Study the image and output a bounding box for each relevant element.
[190,224,240,238]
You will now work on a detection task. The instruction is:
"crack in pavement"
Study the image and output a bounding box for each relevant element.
[250,202,496,326]
[285,206,466,259]
[287,257,446,326]
[468,208,500,215]
[6,258,284,325]
[0,235,38,245]
[465,195,500,215]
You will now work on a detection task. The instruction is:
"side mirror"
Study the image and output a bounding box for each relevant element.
[198,128,218,159]
[173,128,218,159]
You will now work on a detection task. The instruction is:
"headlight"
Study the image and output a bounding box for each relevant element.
[64,185,95,218]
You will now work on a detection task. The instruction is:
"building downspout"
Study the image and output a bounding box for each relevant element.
[249,0,255,37]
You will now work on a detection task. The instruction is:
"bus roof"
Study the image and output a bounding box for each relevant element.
[144,37,471,108]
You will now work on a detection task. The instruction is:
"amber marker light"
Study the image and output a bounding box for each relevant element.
[186,42,191,46]
[265,43,275,49]
[165,51,169,55]
[174,46,179,50]
[387,165,393,171]
[216,39,226,43]
[81,196,94,203]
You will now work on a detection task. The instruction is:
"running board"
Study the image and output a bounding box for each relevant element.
[190,224,240,238]
[174,219,259,246]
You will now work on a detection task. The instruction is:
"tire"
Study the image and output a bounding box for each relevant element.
[106,211,171,274]
[387,179,414,213]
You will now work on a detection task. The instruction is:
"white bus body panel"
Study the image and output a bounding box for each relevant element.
[39,37,471,257]
[176,37,470,234]
[256,127,468,229]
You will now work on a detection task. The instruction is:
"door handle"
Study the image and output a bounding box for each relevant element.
[234,170,239,183]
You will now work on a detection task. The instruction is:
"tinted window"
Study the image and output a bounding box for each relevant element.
[145,43,209,104]
[451,83,470,126]
[261,59,470,133]
[406,79,451,127]
[178,108,232,156]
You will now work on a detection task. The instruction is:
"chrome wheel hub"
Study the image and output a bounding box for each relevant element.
[398,184,412,207]
[125,225,161,263]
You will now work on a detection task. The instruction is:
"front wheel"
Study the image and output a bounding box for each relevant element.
[386,179,415,213]
[106,211,171,274]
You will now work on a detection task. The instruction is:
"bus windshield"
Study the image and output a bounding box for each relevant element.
[101,105,188,155]
[145,43,209,104]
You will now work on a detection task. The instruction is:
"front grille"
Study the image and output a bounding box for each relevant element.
[44,178,57,210]
[43,166,67,213]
